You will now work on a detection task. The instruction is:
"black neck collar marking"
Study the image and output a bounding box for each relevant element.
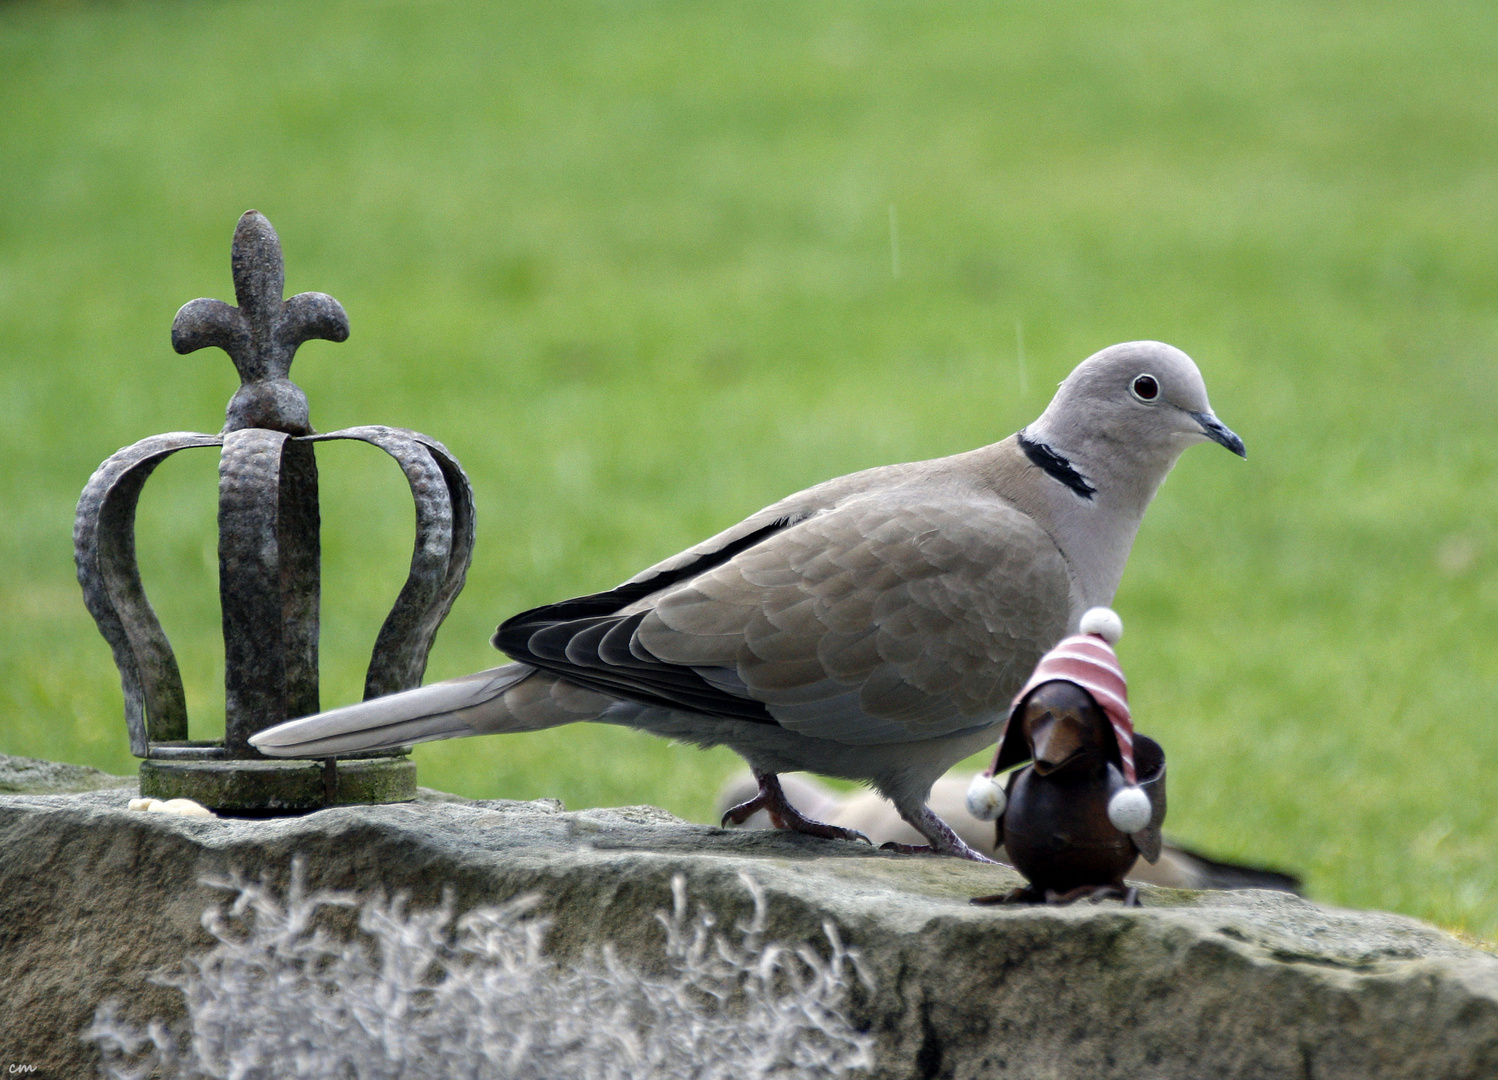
[1017,431,1097,500]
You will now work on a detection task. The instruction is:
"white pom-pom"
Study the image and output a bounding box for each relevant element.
[1079,606,1123,645]
[964,772,1007,821]
[1107,785,1151,833]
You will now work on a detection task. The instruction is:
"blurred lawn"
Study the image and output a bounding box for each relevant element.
[2,0,1496,937]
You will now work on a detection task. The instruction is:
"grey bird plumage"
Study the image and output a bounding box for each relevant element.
[252,340,1245,860]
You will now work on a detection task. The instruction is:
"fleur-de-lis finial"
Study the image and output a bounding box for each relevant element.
[170,210,349,435]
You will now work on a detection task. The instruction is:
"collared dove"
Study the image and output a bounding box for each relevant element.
[252,340,1245,860]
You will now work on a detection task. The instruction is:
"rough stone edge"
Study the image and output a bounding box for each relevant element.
[0,752,135,794]
[2,784,1497,1079]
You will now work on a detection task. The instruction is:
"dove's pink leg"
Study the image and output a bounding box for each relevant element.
[882,804,997,863]
[721,771,870,844]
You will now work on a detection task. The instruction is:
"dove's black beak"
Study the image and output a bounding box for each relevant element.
[1192,411,1246,458]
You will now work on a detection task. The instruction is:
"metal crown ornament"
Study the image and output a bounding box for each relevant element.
[74,211,474,811]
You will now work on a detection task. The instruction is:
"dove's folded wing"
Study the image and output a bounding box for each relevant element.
[497,486,1072,747]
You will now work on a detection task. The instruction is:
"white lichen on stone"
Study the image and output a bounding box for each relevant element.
[83,862,875,1079]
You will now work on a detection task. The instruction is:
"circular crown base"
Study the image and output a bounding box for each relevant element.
[139,755,416,813]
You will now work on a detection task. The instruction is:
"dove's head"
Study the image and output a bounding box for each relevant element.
[1027,340,1245,470]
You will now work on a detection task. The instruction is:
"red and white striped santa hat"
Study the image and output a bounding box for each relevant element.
[965,606,1152,834]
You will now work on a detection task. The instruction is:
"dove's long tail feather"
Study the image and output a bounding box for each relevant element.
[248,663,616,758]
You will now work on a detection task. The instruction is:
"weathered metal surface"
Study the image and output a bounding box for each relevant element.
[217,428,323,751]
[74,432,223,755]
[72,210,476,808]
[171,211,348,436]
[138,754,416,811]
[276,439,322,719]
[308,427,475,700]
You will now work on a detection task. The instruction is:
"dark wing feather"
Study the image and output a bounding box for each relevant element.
[494,518,792,723]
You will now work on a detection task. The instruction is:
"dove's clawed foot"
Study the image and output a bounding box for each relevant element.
[879,841,938,855]
[879,839,996,862]
[970,886,1042,906]
[970,883,1141,907]
[721,771,871,845]
[888,805,998,863]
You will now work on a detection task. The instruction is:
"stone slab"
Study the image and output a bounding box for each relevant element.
[0,778,1494,1078]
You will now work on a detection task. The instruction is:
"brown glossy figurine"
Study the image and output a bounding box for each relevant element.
[966,607,1166,906]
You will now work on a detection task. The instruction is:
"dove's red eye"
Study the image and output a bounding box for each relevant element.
[1131,375,1159,401]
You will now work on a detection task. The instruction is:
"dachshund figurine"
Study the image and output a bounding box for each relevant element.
[966,608,1165,906]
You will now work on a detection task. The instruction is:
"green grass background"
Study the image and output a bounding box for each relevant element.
[2,0,1496,938]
